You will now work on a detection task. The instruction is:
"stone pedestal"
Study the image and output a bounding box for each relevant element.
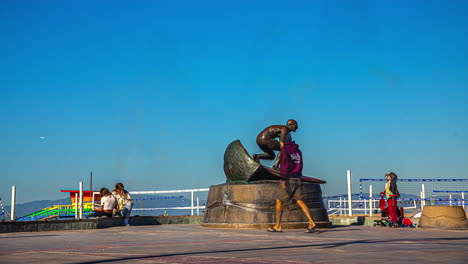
[202,181,331,229]
[418,205,468,230]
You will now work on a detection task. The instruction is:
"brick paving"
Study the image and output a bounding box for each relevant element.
[0,225,467,263]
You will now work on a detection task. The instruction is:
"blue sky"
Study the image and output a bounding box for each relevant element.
[1,0,467,204]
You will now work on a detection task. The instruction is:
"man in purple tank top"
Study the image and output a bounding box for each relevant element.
[261,122,318,234]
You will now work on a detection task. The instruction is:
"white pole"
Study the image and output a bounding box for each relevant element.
[339,196,342,216]
[462,192,465,210]
[75,193,78,219]
[347,170,352,216]
[449,194,452,206]
[421,184,426,208]
[79,182,84,219]
[420,191,423,210]
[370,185,373,217]
[364,197,367,215]
[10,186,16,221]
[196,197,200,216]
[191,191,194,216]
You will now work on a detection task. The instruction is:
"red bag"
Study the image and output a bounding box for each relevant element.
[402,218,413,227]
[379,192,387,210]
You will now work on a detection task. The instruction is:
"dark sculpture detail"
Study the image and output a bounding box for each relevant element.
[253,119,298,163]
[223,140,325,184]
[224,140,279,182]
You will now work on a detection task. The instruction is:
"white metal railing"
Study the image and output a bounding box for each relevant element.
[130,188,209,216]
[327,199,378,216]
[327,199,418,216]
[90,188,210,216]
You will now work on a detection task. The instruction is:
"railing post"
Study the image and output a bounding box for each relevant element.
[75,193,78,219]
[196,197,200,216]
[421,184,426,209]
[347,170,353,216]
[92,191,95,211]
[79,182,84,219]
[0,197,6,220]
[364,197,367,215]
[462,192,465,211]
[191,191,194,216]
[369,185,373,217]
[11,186,16,221]
[339,196,342,216]
[420,191,423,209]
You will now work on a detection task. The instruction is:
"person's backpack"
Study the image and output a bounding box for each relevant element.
[279,141,303,176]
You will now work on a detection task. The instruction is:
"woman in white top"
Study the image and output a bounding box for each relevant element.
[94,187,117,218]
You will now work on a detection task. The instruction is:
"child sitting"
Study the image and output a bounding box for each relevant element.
[94,187,117,218]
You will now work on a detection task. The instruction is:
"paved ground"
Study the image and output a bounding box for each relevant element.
[0,225,467,264]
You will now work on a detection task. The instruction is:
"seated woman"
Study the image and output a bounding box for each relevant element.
[94,187,117,218]
[112,182,134,226]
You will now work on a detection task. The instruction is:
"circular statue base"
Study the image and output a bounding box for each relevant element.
[202,181,332,229]
[418,205,468,230]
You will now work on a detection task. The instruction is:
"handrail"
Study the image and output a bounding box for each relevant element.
[17,188,210,221]
[130,188,209,195]
[130,188,209,216]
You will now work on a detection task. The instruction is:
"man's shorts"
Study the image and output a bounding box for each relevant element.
[277,178,303,202]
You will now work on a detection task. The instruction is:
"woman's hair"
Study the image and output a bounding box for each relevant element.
[100,187,111,197]
[385,172,398,179]
[113,182,125,193]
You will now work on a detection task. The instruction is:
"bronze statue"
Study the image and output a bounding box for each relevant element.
[253,119,298,164]
[210,120,331,230]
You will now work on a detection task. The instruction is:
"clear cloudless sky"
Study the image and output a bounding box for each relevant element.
[1,0,467,204]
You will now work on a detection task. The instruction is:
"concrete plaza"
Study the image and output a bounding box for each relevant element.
[0,224,467,264]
